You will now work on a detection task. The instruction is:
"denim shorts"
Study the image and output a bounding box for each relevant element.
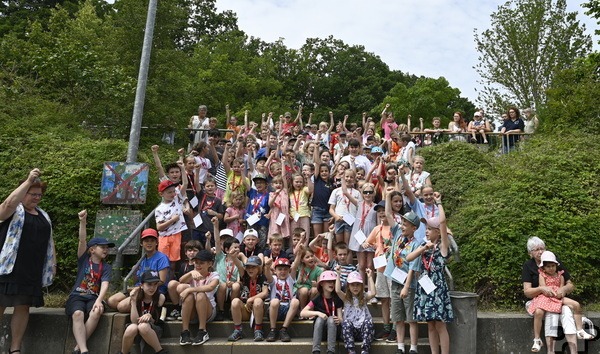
[311,206,332,224]
[334,220,352,234]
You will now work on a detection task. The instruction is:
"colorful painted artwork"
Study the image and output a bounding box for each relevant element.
[101,162,149,204]
[94,210,143,255]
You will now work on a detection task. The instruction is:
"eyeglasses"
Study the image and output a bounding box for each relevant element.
[362,190,374,195]
[27,193,43,198]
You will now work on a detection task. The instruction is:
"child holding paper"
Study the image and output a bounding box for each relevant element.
[268,165,290,240]
[348,182,377,284]
[328,169,360,246]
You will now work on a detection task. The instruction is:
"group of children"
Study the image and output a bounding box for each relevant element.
[67,105,462,354]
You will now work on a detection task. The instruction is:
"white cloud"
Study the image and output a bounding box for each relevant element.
[217,0,599,106]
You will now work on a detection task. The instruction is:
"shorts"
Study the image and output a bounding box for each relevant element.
[311,206,332,224]
[375,271,392,298]
[126,322,163,345]
[65,293,101,318]
[545,305,576,336]
[390,282,415,323]
[158,232,182,261]
[334,221,352,235]
[268,302,291,321]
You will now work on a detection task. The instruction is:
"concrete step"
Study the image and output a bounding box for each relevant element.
[161,317,431,339]
[151,337,433,354]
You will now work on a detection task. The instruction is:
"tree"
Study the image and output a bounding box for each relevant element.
[474,0,592,113]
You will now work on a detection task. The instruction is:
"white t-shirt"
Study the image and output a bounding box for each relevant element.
[328,187,360,218]
[155,196,188,236]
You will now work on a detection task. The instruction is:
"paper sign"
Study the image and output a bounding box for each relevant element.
[235,231,244,242]
[418,274,437,295]
[293,213,300,222]
[352,230,367,245]
[275,213,286,226]
[193,214,203,227]
[189,196,199,208]
[373,255,387,269]
[342,213,355,226]
[391,268,408,285]
[247,213,260,226]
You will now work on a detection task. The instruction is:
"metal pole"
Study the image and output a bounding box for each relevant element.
[126,0,159,163]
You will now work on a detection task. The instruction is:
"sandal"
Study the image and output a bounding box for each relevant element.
[577,329,594,340]
[531,338,543,352]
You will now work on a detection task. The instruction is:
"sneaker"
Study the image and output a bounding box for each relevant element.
[166,309,180,321]
[266,328,277,342]
[179,330,192,345]
[254,329,264,342]
[374,327,390,341]
[395,349,404,354]
[408,350,418,354]
[386,329,397,343]
[228,329,244,342]
[279,328,291,342]
[192,329,209,345]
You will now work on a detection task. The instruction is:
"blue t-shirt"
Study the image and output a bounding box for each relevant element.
[245,188,270,227]
[70,253,112,296]
[136,251,170,294]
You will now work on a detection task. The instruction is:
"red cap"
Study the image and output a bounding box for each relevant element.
[158,180,178,193]
[273,258,291,267]
[141,228,158,239]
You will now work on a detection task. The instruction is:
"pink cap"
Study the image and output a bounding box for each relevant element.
[346,271,363,284]
[318,270,338,284]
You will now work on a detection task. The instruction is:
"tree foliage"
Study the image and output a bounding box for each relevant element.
[474,0,592,113]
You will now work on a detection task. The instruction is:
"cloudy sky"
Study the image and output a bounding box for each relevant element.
[216,0,599,106]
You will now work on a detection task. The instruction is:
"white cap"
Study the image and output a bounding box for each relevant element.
[538,251,560,267]
[220,229,234,237]
[243,228,259,239]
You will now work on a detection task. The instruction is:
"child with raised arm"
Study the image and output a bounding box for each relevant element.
[155,179,189,271]
[117,270,167,354]
[266,258,301,342]
[245,173,270,249]
[268,165,290,240]
[211,216,242,322]
[66,210,114,354]
[406,195,454,354]
[300,271,344,354]
[329,169,360,246]
[336,269,376,354]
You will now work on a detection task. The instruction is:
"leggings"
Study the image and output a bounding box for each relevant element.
[342,318,374,353]
[312,316,338,353]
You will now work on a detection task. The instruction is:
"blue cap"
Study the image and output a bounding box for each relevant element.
[371,146,384,154]
[87,237,115,249]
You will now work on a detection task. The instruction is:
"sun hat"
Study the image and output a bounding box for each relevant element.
[539,251,560,268]
[87,237,115,249]
[346,271,363,284]
[318,270,338,284]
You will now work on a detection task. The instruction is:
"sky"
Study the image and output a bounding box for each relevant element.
[215,0,599,106]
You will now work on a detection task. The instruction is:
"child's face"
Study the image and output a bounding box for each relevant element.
[356,170,365,181]
[426,226,440,242]
[245,265,260,277]
[319,166,330,180]
[244,236,258,250]
[272,179,283,191]
[141,238,158,253]
[255,180,267,192]
[292,176,304,190]
[413,159,424,171]
[185,157,195,171]
[167,168,181,183]
[433,119,441,128]
[233,195,244,207]
[302,252,316,267]
[302,165,312,178]
[336,249,349,265]
[232,162,243,174]
[320,280,335,293]
[90,245,109,259]
[141,282,159,295]
[186,247,199,261]
[343,171,356,186]
[391,195,403,213]
[275,265,290,279]
[271,165,282,177]
[542,262,557,276]
[194,259,212,273]
[401,222,416,237]
[160,186,177,202]
[292,235,301,247]
[320,152,331,164]
[421,187,435,205]
[270,241,283,254]
[204,182,216,195]
[256,160,266,171]
[348,282,363,296]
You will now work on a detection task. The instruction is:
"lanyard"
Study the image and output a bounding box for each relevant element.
[292,190,302,211]
[201,194,216,211]
[186,171,197,194]
[252,192,267,214]
[88,259,103,284]
[422,244,436,271]
[359,202,373,229]
[249,277,257,297]
[231,174,242,191]
[394,235,413,267]
[425,204,436,218]
[276,279,290,301]
[225,258,235,281]
[141,300,154,315]
[322,297,335,316]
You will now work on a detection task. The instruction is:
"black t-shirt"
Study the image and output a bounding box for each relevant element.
[521,257,571,288]
[240,244,264,258]
[240,273,269,302]
[310,294,344,317]
[312,176,334,209]
[263,249,290,261]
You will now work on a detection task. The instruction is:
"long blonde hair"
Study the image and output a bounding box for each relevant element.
[345,283,366,306]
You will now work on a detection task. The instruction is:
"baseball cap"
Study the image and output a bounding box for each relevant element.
[193,249,215,262]
[141,228,158,239]
[220,229,234,237]
[373,200,385,211]
[284,112,292,118]
[252,174,268,182]
[347,271,363,284]
[371,146,384,155]
[244,229,259,239]
[474,112,482,117]
[87,237,115,249]
[426,217,441,229]
[158,179,178,193]
[273,258,291,267]
[140,270,161,283]
[245,256,262,267]
[401,211,421,228]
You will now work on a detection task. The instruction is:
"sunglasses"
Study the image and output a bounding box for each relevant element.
[363,190,374,195]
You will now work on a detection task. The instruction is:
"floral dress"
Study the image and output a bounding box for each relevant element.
[414,244,454,322]
[527,270,563,314]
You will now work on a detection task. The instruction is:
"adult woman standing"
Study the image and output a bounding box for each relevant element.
[0,168,56,354]
[448,112,467,142]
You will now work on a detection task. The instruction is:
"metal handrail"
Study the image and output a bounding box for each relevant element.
[111,204,159,291]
